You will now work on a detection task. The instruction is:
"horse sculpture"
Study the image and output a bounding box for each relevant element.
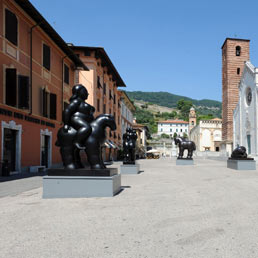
[174,137,196,159]
[56,114,116,169]
[123,128,137,164]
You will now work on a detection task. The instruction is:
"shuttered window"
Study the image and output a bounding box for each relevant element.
[6,68,17,107]
[5,9,17,46]
[50,93,57,120]
[64,64,69,84]
[43,44,51,70]
[18,75,29,109]
[42,88,48,117]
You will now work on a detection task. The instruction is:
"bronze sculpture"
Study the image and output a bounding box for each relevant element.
[230,146,253,160]
[174,137,196,159]
[123,128,137,164]
[55,84,116,170]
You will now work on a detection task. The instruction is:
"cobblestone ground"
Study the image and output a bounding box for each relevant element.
[0,158,258,258]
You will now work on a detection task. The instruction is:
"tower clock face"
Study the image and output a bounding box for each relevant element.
[246,88,252,106]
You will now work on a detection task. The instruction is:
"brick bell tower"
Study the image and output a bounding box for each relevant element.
[221,38,250,152]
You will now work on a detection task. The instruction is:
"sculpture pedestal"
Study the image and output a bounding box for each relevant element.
[227,159,256,170]
[43,168,121,198]
[176,158,194,165]
[120,164,140,174]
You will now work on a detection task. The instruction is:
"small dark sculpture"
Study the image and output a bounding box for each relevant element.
[123,128,137,164]
[174,137,196,159]
[231,146,248,159]
[56,84,116,169]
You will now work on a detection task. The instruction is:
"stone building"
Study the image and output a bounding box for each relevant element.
[221,38,250,154]
[69,46,126,161]
[233,61,258,156]
[157,120,189,137]
[119,90,135,137]
[190,118,222,152]
[0,0,87,174]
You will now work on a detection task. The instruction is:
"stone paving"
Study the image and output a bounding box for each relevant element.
[0,158,258,258]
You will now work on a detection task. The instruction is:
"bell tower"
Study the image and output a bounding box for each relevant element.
[221,38,250,152]
[189,107,196,132]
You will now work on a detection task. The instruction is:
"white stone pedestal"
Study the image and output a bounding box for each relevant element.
[120,164,140,174]
[176,159,194,165]
[42,174,121,198]
[227,159,256,170]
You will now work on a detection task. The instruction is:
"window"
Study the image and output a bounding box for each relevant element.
[109,90,112,100]
[176,129,178,132]
[161,128,163,132]
[180,129,183,132]
[109,108,111,114]
[5,9,17,46]
[97,99,100,112]
[103,104,106,113]
[237,68,240,75]
[18,75,29,109]
[191,121,194,125]
[5,69,29,109]
[84,50,91,56]
[114,94,116,104]
[42,89,56,119]
[97,76,102,88]
[236,46,241,56]
[185,129,187,132]
[43,44,51,70]
[114,112,116,122]
[170,129,172,132]
[5,68,17,107]
[103,83,106,95]
[64,64,69,84]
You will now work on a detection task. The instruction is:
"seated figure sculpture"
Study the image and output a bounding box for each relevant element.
[123,128,137,164]
[231,146,249,159]
[174,136,196,159]
[56,84,116,170]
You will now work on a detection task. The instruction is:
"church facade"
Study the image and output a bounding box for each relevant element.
[233,61,258,156]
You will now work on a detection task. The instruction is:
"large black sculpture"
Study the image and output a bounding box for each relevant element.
[230,145,253,160]
[55,84,116,170]
[174,137,196,159]
[123,128,137,164]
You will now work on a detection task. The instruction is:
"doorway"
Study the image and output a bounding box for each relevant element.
[41,135,50,168]
[3,128,17,171]
[247,134,251,154]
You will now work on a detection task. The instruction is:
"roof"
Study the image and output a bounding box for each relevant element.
[158,120,189,124]
[14,0,88,70]
[70,46,126,87]
[221,38,250,49]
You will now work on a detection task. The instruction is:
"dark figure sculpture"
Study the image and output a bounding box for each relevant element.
[174,137,196,159]
[123,128,138,164]
[56,84,116,170]
[231,146,248,159]
[63,84,95,150]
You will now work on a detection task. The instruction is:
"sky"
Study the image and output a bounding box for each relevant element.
[30,0,258,102]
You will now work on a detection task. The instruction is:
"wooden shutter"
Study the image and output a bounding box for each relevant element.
[5,9,17,46]
[43,44,50,70]
[42,88,48,117]
[6,68,17,107]
[50,93,57,119]
[64,64,69,84]
[18,75,29,109]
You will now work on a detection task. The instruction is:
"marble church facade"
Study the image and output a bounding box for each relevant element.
[233,61,258,156]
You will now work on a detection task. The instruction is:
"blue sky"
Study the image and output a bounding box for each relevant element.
[30,0,258,101]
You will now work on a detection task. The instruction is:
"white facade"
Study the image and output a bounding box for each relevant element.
[190,119,222,152]
[233,61,258,156]
[157,120,189,137]
[121,100,134,136]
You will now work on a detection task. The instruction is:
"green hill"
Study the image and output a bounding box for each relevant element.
[125,91,221,109]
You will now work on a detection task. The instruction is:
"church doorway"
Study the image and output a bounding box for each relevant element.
[247,135,251,154]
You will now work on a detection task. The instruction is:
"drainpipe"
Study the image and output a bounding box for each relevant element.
[29,23,41,115]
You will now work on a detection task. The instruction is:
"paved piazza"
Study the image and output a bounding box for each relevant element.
[0,158,258,258]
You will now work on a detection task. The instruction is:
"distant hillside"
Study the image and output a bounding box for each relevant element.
[125,91,221,109]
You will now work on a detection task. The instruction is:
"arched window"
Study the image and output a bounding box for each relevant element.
[236,46,241,56]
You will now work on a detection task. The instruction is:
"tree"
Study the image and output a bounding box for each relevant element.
[183,132,188,139]
[173,132,177,138]
[161,133,170,139]
[176,99,193,121]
